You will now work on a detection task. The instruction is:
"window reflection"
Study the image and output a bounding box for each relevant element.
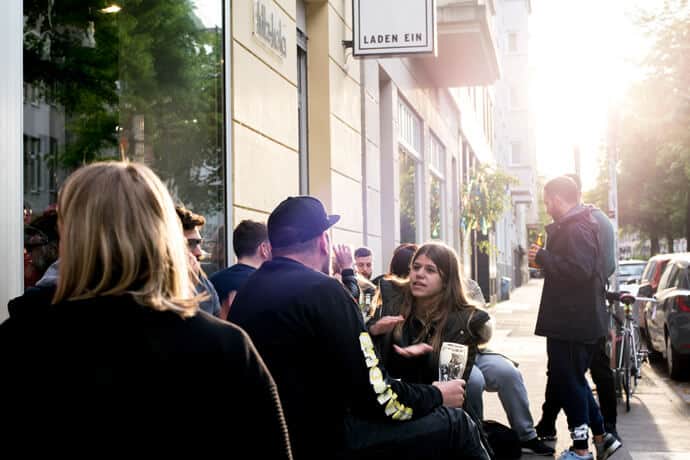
[400,152,417,244]
[22,0,226,289]
[430,175,442,240]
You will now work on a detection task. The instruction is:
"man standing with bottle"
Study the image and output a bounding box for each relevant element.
[535,174,620,441]
[529,176,621,460]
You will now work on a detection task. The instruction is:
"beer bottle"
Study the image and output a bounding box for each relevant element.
[529,233,543,269]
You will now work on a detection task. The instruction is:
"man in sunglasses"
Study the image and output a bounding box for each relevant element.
[175,205,221,317]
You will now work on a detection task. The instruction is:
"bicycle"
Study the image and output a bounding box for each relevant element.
[606,291,653,412]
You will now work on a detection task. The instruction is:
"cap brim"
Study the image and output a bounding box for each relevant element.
[327,214,340,229]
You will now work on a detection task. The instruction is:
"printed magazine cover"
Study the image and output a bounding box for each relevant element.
[438,342,468,381]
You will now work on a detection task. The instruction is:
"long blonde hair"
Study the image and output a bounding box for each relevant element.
[53,161,200,316]
[393,242,476,353]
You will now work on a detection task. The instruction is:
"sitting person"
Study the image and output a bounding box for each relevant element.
[229,195,490,460]
[332,244,376,317]
[368,242,492,389]
[372,243,418,288]
[0,161,292,458]
[210,219,272,319]
[175,205,221,317]
[464,279,554,456]
[369,244,553,456]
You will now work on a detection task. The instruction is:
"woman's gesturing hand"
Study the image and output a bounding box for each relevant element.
[393,342,433,358]
[369,315,405,336]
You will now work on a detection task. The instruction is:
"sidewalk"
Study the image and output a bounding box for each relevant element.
[483,279,690,460]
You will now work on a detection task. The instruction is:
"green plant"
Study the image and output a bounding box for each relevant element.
[461,164,518,239]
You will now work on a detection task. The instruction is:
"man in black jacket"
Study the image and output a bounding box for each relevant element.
[229,196,489,460]
[536,174,620,441]
[529,177,621,460]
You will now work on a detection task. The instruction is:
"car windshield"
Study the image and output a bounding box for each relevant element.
[619,264,645,277]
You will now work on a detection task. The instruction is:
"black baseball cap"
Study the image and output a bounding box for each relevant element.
[268,196,340,248]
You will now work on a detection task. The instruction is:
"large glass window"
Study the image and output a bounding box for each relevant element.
[297,29,309,194]
[398,98,421,244]
[399,152,418,244]
[22,0,227,289]
[430,134,445,240]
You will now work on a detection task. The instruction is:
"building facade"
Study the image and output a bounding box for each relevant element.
[493,0,537,291]
[0,0,500,318]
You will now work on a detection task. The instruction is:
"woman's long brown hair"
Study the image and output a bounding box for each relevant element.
[393,242,476,354]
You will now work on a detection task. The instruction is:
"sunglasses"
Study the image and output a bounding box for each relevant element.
[187,238,203,249]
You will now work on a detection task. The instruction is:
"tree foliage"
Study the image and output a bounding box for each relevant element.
[598,0,690,253]
[23,0,225,217]
[461,164,518,236]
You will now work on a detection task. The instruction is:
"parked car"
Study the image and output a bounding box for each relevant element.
[618,259,646,285]
[641,255,690,379]
[637,253,687,329]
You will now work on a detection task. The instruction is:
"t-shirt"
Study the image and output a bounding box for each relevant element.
[209,263,256,303]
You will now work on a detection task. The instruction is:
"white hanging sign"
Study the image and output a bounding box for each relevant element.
[353,0,436,57]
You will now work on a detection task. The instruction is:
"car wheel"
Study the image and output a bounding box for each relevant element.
[666,335,689,380]
[643,325,662,362]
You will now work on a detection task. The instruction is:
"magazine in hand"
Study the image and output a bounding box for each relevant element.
[438,342,469,381]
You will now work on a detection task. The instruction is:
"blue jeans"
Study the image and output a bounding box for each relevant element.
[466,353,538,441]
[540,336,616,430]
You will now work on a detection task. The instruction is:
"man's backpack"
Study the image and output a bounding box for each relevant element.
[482,420,521,460]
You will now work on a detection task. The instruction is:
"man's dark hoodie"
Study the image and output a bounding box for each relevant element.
[534,205,608,344]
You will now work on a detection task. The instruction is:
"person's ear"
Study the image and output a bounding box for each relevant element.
[261,241,272,260]
[319,232,330,256]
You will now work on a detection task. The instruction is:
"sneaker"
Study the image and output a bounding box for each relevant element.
[522,436,556,456]
[557,448,594,460]
[604,422,620,442]
[595,433,622,460]
[536,422,558,441]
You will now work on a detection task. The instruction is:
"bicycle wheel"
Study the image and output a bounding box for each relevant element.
[631,325,642,393]
[622,333,632,412]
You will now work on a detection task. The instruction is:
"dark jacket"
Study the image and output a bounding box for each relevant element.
[228,257,443,459]
[587,204,616,279]
[0,290,292,459]
[534,205,608,343]
[370,279,491,383]
[340,268,360,301]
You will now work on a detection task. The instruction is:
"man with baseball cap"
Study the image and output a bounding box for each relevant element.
[229,196,489,460]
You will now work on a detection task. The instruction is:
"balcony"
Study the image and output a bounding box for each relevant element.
[415,0,500,87]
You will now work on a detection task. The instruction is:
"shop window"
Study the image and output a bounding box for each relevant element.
[398,98,422,244]
[297,28,309,194]
[22,0,227,288]
[430,134,445,240]
[399,151,418,244]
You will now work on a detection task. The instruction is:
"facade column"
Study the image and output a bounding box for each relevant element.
[0,0,23,319]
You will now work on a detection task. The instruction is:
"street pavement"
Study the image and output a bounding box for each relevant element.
[482,279,690,460]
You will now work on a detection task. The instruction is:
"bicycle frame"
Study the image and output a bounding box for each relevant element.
[607,295,650,412]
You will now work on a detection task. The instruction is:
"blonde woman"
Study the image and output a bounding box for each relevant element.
[0,161,292,458]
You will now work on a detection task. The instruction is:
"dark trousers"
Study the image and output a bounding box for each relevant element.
[540,337,616,429]
[342,406,491,460]
[541,338,605,438]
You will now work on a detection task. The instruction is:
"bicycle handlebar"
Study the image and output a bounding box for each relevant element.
[606,291,636,305]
